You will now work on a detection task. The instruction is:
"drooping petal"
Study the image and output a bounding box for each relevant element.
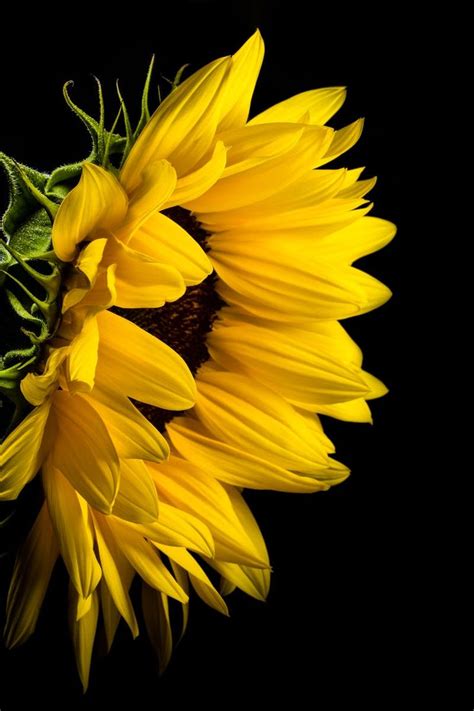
[134,502,214,558]
[112,459,160,524]
[92,512,138,640]
[222,486,271,600]
[157,546,229,615]
[149,457,267,567]
[52,163,128,262]
[0,398,51,500]
[107,518,189,603]
[96,310,196,410]
[50,390,120,513]
[211,560,267,602]
[130,211,212,286]
[4,503,59,648]
[141,584,173,674]
[99,582,121,651]
[121,57,231,189]
[43,462,101,599]
[69,586,99,693]
[84,388,169,462]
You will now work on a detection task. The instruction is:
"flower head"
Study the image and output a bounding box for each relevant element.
[0,30,395,690]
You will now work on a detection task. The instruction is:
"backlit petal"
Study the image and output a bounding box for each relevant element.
[4,503,59,647]
[50,391,120,513]
[92,512,138,639]
[43,462,101,599]
[112,459,160,524]
[69,586,99,693]
[0,399,51,500]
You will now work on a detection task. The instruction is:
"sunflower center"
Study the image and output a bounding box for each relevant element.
[114,207,222,431]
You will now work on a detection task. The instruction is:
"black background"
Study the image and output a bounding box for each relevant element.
[0,1,403,708]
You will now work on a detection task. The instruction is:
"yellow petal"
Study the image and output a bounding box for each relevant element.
[103,234,185,308]
[198,168,347,231]
[320,119,364,165]
[211,240,391,322]
[141,584,173,674]
[363,371,389,399]
[194,368,334,473]
[50,391,120,513]
[0,399,51,500]
[134,502,214,558]
[165,141,227,207]
[184,124,333,213]
[69,586,99,693]
[84,388,169,462]
[66,316,99,394]
[115,160,177,242]
[99,582,121,651]
[20,348,68,406]
[169,561,190,641]
[149,457,267,567]
[4,503,59,648]
[226,486,270,567]
[223,486,271,600]
[96,310,196,410]
[204,197,369,234]
[112,459,160,524]
[107,518,189,603]
[249,86,347,126]
[217,30,264,131]
[167,416,335,492]
[278,320,363,366]
[130,211,212,287]
[312,216,397,263]
[52,163,128,262]
[121,57,231,189]
[316,398,373,423]
[62,261,117,320]
[92,512,138,640]
[157,546,228,616]
[208,322,370,408]
[43,462,101,598]
[210,560,267,601]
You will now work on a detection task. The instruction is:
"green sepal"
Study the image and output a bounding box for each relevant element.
[0,153,51,247]
[45,80,127,199]
[0,153,62,433]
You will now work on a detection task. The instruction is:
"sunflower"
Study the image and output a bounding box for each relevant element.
[0,30,395,690]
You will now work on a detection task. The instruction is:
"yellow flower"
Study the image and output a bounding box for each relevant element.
[0,30,395,689]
